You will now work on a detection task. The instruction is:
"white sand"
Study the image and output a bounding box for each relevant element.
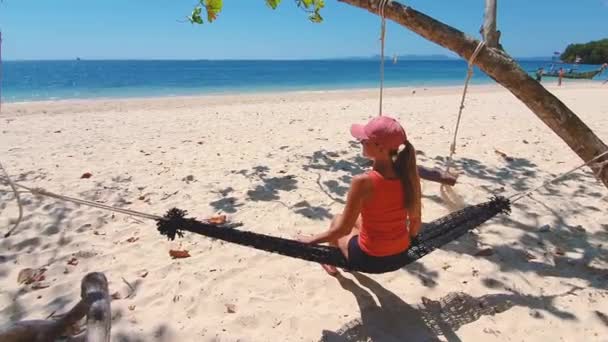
[1,83,607,341]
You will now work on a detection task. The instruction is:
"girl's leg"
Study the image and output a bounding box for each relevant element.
[322,215,362,276]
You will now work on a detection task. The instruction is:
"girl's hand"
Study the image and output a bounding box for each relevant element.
[409,216,422,238]
[295,235,317,244]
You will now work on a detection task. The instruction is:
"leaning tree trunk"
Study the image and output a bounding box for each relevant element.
[339,0,608,189]
[0,272,111,342]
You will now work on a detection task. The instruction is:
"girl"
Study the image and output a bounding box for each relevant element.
[299,116,422,275]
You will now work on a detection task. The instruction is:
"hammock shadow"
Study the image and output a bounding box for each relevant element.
[418,286,580,328]
[319,272,448,342]
[320,272,580,342]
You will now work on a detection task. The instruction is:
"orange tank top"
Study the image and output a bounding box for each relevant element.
[358,170,410,256]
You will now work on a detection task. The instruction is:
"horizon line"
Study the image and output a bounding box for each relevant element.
[2,56,558,62]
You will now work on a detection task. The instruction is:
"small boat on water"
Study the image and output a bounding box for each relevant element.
[541,60,606,79]
[542,65,606,79]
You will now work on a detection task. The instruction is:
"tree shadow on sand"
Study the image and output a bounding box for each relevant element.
[229,166,333,220]
[113,324,174,342]
[319,272,580,342]
[414,154,608,291]
[209,187,244,214]
[0,170,141,326]
[300,146,368,204]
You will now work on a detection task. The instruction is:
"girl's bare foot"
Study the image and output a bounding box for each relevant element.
[321,264,339,276]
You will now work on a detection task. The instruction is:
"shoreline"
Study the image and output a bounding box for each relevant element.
[2,82,489,105]
[2,81,604,116]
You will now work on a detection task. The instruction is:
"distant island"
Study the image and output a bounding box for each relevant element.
[338,54,558,62]
[560,38,608,64]
[339,54,457,61]
[379,54,457,60]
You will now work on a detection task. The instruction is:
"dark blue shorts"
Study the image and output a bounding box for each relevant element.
[347,235,410,274]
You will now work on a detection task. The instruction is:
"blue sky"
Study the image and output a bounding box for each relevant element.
[1,0,607,60]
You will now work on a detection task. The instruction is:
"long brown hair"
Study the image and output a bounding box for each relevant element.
[391,141,422,223]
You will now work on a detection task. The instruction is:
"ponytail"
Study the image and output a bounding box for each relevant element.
[392,141,422,234]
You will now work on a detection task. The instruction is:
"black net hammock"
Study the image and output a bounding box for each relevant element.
[156,196,511,274]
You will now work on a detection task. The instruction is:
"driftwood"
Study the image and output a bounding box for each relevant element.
[0,272,111,342]
[339,0,608,189]
[418,165,457,186]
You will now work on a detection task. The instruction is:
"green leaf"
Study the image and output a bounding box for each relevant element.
[309,11,323,23]
[266,0,282,9]
[187,0,324,25]
[204,0,223,22]
[301,0,314,7]
[188,6,204,24]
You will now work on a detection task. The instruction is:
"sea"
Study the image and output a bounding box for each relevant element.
[1,59,605,102]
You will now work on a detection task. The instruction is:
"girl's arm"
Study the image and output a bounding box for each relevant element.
[409,213,422,238]
[305,175,369,244]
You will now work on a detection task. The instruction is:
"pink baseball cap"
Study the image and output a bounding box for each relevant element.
[350,115,407,150]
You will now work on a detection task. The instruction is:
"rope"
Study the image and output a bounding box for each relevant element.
[6,181,163,225]
[378,0,390,117]
[0,31,3,114]
[1,162,24,238]
[509,150,608,203]
[445,41,486,173]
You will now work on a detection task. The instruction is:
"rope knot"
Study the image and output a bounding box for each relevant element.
[157,208,187,241]
[592,159,608,179]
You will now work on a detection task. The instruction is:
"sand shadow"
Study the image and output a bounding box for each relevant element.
[417,153,608,291]
[113,324,174,342]
[234,166,333,220]
[301,149,368,205]
[320,272,445,342]
[209,187,244,214]
[292,200,333,220]
[402,261,439,288]
[320,272,580,342]
[433,155,540,193]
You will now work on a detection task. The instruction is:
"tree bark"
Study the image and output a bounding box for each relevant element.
[0,272,111,342]
[338,0,608,189]
[483,0,499,48]
[81,272,111,342]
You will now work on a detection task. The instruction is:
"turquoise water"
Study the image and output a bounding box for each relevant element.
[1,59,604,102]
